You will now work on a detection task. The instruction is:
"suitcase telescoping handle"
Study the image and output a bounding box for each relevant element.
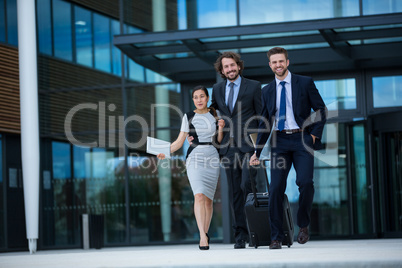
[248,161,270,207]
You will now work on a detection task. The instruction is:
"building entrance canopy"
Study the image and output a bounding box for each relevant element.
[114,13,402,82]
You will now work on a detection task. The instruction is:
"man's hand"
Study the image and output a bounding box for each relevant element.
[187,135,194,145]
[311,134,316,144]
[249,153,260,166]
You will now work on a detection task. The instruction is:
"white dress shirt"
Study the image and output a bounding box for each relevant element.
[275,72,300,130]
[225,76,241,110]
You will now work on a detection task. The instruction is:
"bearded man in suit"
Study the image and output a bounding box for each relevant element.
[250,47,327,249]
[210,51,262,249]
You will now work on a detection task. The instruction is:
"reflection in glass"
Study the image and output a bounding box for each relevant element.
[240,43,329,53]
[145,69,171,83]
[240,0,359,25]
[81,148,126,244]
[351,124,370,234]
[75,6,93,67]
[177,0,187,30]
[265,123,350,236]
[0,0,6,42]
[363,0,402,15]
[315,78,356,110]
[125,84,223,243]
[128,59,145,82]
[94,14,111,72]
[373,75,402,108]
[53,0,72,61]
[51,141,75,245]
[197,0,236,28]
[6,0,17,45]
[0,134,3,248]
[47,143,127,246]
[53,142,72,180]
[364,37,402,45]
[240,31,319,40]
[312,123,349,236]
[37,0,52,55]
[111,20,121,76]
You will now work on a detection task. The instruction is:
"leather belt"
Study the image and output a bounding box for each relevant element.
[196,142,213,145]
[278,129,303,134]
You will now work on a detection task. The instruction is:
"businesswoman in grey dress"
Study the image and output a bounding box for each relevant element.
[157,85,224,250]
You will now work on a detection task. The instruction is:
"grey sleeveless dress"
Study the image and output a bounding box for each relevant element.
[181,112,220,200]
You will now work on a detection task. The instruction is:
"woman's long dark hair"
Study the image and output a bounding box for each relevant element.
[192,85,217,118]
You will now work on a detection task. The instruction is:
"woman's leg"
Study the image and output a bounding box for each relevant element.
[204,197,213,234]
[194,193,208,246]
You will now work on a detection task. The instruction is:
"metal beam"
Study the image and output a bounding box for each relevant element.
[114,13,402,45]
[319,29,351,58]
[159,42,402,81]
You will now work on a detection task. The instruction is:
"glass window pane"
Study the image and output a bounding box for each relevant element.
[6,0,17,45]
[240,0,359,25]
[264,123,350,236]
[94,13,111,72]
[197,0,236,28]
[53,0,72,61]
[50,141,80,246]
[145,68,171,83]
[0,0,5,42]
[52,141,71,179]
[0,135,3,248]
[75,6,93,67]
[363,0,402,15]
[37,0,52,55]
[128,59,145,82]
[111,20,121,76]
[125,84,216,244]
[73,145,90,179]
[372,75,402,108]
[351,124,370,234]
[315,78,357,110]
[177,0,187,30]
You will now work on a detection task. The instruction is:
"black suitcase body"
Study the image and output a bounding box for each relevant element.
[245,163,294,248]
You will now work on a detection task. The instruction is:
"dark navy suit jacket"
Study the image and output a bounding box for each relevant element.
[211,76,261,155]
[256,73,327,157]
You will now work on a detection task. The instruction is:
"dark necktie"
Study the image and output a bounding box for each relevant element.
[228,82,234,113]
[227,82,235,113]
[278,81,286,131]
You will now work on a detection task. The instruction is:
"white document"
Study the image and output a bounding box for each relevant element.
[146,136,171,158]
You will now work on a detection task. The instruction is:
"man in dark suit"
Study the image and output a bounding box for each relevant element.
[250,47,327,249]
[211,51,261,248]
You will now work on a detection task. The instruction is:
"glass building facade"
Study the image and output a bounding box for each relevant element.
[0,0,401,251]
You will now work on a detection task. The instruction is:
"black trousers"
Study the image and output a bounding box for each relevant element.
[221,147,252,242]
[269,131,315,241]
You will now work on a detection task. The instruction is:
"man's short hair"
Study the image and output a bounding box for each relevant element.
[267,47,288,61]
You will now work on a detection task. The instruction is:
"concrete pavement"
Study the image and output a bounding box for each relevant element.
[1,239,402,268]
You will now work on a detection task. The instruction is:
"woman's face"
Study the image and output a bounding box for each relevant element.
[192,89,209,110]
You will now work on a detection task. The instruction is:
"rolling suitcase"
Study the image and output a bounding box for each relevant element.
[245,162,294,248]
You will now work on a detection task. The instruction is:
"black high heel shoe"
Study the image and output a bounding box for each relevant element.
[199,234,209,250]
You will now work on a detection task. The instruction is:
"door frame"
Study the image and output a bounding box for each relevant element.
[368,111,402,238]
